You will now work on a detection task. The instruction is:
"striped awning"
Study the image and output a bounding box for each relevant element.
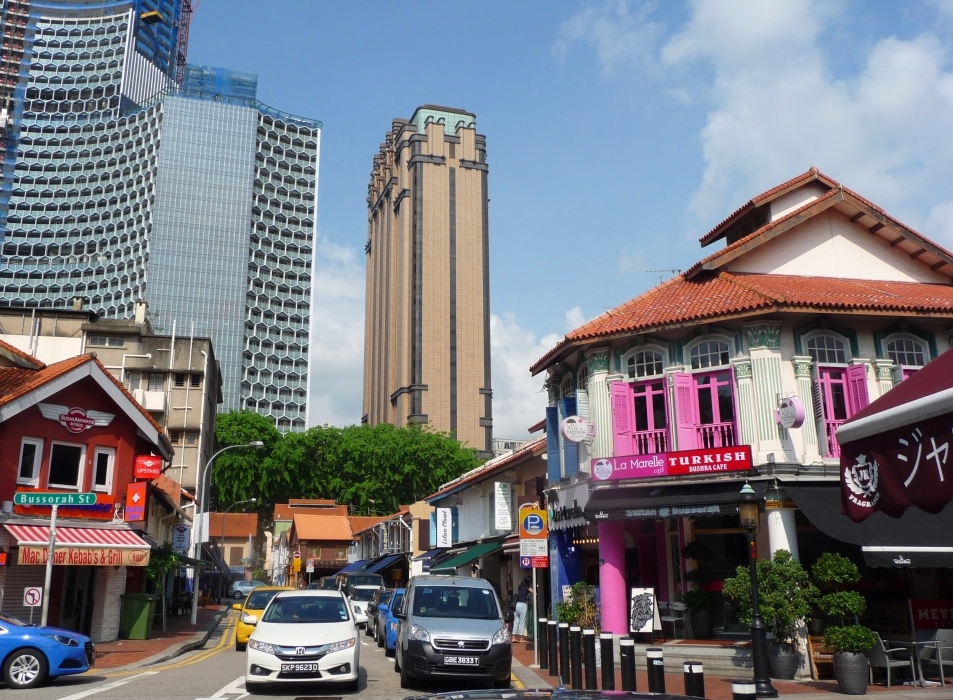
[4,523,148,548]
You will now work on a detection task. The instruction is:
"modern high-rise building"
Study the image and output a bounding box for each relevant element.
[0,1,319,430]
[363,105,492,457]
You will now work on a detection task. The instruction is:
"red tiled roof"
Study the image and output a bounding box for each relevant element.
[0,338,45,369]
[349,515,390,535]
[208,512,258,539]
[273,500,348,521]
[428,435,547,500]
[530,273,953,374]
[292,514,352,541]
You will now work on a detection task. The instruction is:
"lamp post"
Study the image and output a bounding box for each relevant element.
[220,497,257,596]
[739,482,778,698]
[190,441,264,624]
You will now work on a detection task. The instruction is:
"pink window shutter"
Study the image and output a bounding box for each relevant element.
[672,372,698,450]
[845,363,870,416]
[610,382,634,455]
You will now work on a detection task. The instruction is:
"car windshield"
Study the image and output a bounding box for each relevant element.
[350,587,379,601]
[0,612,28,627]
[345,574,384,588]
[262,596,349,623]
[412,586,499,619]
[246,589,282,609]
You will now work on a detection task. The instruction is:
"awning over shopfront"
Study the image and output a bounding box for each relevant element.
[363,553,406,574]
[784,483,953,568]
[170,550,215,568]
[585,481,767,521]
[338,558,372,573]
[549,481,590,530]
[4,522,151,566]
[430,540,503,575]
[200,542,231,574]
[836,347,953,521]
[411,548,448,562]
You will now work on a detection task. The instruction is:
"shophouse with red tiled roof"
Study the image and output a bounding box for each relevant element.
[531,169,953,669]
[0,340,174,642]
[287,512,354,587]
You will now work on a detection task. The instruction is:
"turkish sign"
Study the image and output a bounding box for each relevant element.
[14,492,97,506]
[125,482,147,522]
[591,445,753,482]
[18,546,150,567]
[135,455,163,479]
[435,507,453,547]
[840,411,953,521]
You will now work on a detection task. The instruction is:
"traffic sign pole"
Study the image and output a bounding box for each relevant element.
[41,503,59,627]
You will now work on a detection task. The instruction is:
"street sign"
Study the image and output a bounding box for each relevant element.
[520,555,549,569]
[23,587,42,607]
[293,551,301,559]
[518,507,548,539]
[13,492,97,506]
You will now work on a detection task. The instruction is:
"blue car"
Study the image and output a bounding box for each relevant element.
[0,612,94,689]
[377,588,404,656]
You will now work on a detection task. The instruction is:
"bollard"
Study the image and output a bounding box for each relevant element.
[569,626,583,689]
[732,679,757,700]
[683,661,705,698]
[646,647,666,693]
[583,629,597,690]
[600,633,615,690]
[558,623,570,685]
[547,621,559,678]
[619,638,637,691]
[538,618,549,670]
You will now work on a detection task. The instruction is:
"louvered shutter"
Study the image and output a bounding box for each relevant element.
[561,397,579,477]
[546,406,561,481]
[672,372,698,450]
[846,364,870,416]
[610,381,634,455]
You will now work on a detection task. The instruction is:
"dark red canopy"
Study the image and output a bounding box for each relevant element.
[837,348,953,521]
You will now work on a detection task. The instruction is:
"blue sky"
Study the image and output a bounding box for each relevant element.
[188,1,953,440]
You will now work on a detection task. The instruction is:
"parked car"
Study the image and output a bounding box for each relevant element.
[334,571,384,591]
[0,612,95,689]
[244,590,359,693]
[231,585,294,651]
[365,587,395,639]
[346,584,381,628]
[229,579,267,599]
[378,587,404,656]
[307,576,338,590]
[394,575,511,690]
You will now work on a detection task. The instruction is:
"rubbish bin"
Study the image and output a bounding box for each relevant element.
[119,593,160,640]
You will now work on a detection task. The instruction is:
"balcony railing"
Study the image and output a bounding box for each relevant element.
[634,429,669,454]
[824,419,844,458]
[697,422,736,449]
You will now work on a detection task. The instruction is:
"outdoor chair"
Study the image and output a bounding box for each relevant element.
[919,628,953,686]
[660,601,687,640]
[868,632,916,687]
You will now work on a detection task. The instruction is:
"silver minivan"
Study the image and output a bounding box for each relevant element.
[393,575,512,690]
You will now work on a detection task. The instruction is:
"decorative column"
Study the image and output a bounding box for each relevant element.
[791,357,819,460]
[765,488,799,561]
[732,358,757,450]
[873,359,896,399]
[597,519,628,635]
[585,348,612,459]
[744,323,785,459]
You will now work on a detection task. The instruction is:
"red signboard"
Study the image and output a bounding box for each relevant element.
[591,445,753,482]
[134,455,163,479]
[15,493,116,521]
[125,482,147,522]
[910,599,953,630]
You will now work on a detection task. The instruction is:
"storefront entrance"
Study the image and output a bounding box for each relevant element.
[61,566,96,635]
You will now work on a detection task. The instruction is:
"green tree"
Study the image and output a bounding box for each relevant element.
[209,411,281,511]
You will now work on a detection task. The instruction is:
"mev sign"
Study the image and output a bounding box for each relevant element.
[13,492,97,506]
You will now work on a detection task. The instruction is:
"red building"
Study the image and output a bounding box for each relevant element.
[0,339,173,641]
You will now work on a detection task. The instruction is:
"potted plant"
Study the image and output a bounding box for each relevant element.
[812,552,875,695]
[722,549,817,679]
[683,588,718,640]
[555,581,600,633]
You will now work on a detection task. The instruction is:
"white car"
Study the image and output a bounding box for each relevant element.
[346,584,381,628]
[244,590,360,693]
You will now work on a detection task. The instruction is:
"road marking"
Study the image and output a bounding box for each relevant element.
[100,617,236,677]
[512,671,524,689]
[57,671,158,700]
[195,676,248,699]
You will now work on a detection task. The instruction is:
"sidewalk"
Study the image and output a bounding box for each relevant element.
[510,640,951,699]
[93,604,229,671]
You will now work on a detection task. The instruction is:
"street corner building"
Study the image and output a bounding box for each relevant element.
[531,168,953,664]
[0,0,321,430]
[0,338,173,643]
[363,106,493,457]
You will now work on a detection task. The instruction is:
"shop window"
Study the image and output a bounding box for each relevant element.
[669,339,737,451]
[47,441,84,489]
[807,333,867,458]
[17,437,43,485]
[92,446,114,491]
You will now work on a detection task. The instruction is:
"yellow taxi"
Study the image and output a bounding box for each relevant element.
[232,585,294,650]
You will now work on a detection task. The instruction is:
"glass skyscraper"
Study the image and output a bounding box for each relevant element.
[0,1,320,430]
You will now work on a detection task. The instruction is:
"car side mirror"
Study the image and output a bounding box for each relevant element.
[232,603,242,611]
[504,611,514,624]
[394,608,406,620]
[241,613,258,626]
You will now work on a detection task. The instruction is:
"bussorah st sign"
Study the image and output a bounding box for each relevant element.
[13,492,97,506]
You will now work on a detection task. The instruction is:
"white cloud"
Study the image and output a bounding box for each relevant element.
[554,0,664,76]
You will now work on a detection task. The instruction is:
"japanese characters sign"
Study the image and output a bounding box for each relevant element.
[841,411,953,521]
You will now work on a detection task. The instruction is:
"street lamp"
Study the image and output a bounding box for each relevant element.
[739,482,778,698]
[220,497,257,594]
[190,441,264,624]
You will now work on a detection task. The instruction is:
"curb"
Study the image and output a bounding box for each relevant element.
[105,610,228,673]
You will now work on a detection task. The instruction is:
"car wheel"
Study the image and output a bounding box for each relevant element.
[394,652,400,672]
[384,645,395,658]
[377,629,383,647]
[399,657,414,689]
[3,648,49,690]
[245,681,263,694]
[233,590,244,599]
[235,642,246,652]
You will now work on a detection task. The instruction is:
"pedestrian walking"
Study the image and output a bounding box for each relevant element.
[512,576,533,642]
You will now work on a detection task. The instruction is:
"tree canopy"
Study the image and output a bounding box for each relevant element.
[208,411,482,522]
